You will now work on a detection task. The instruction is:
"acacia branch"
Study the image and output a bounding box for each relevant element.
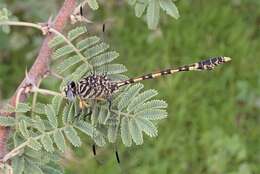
[0,0,77,159]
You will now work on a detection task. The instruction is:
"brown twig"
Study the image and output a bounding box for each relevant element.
[0,0,76,159]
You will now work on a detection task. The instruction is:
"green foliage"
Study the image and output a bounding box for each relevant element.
[81,0,180,29]
[85,0,99,10]
[128,0,180,29]
[0,24,168,173]
[1,1,260,174]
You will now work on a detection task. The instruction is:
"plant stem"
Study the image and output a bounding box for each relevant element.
[0,21,42,30]
[31,87,64,97]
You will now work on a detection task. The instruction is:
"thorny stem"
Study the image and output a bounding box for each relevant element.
[0,0,77,159]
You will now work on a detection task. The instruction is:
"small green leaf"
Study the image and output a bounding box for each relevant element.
[136,117,158,137]
[52,96,63,115]
[34,103,46,114]
[84,42,109,59]
[135,100,167,112]
[108,124,118,143]
[129,118,143,145]
[136,109,167,120]
[45,104,58,128]
[24,159,44,174]
[64,126,81,147]
[56,55,81,74]
[66,103,75,123]
[128,0,137,6]
[77,36,100,51]
[96,64,127,75]
[27,138,42,151]
[147,0,160,29]
[53,45,74,60]
[33,116,45,132]
[12,156,25,174]
[118,83,144,111]
[90,51,119,67]
[127,89,158,113]
[68,26,87,41]
[41,134,54,152]
[53,130,66,152]
[135,0,148,17]
[75,121,106,146]
[48,35,64,48]
[41,166,63,174]
[19,120,30,138]
[159,0,180,19]
[87,0,99,10]
[0,116,15,126]
[120,117,132,146]
[16,103,31,113]
[62,104,70,125]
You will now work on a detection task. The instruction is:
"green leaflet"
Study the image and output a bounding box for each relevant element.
[159,0,180,19]
[52,45,74,60]
[0,116,15,126]
[84,42,109,59]
[135,0,148,17]
[16,103,31,113]
[34,103,46,115]
[75,121,106,147]
[134,99,167,113]
[48,35,64,48]
[118,83,144,111]
[95,64,127,75]
[76,36,100,51]
[136,109,168,120]
[56,55,81,74]
[64,126,81,147]
[52,96,63,115]
[135,117,158,137]
[147,0,160,29]
[129,118,143,145]
[66,103,75,124]
[90,51,119,67]
[45,104,58,128]
[87,0,99,10]
[128,0,180,29]
[24,159,44,174]
[41,166,64,174]
[128,0,137,6]
[12,156,25,174]
[108,124,118,143]
[19,120,30,138]
[33,116,45,133]
[62,104,70,125]
[120,117,132,146]
[41,134,55,152]
[68,26,87,41]
[27,138,42,151]
[127,89,158,113]
[53,129,66,152]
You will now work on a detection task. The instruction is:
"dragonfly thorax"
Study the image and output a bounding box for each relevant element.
[75,74,118,100]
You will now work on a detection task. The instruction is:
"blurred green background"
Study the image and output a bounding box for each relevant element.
[1,0,260,174]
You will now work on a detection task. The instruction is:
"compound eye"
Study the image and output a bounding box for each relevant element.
[70,81,76,88]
